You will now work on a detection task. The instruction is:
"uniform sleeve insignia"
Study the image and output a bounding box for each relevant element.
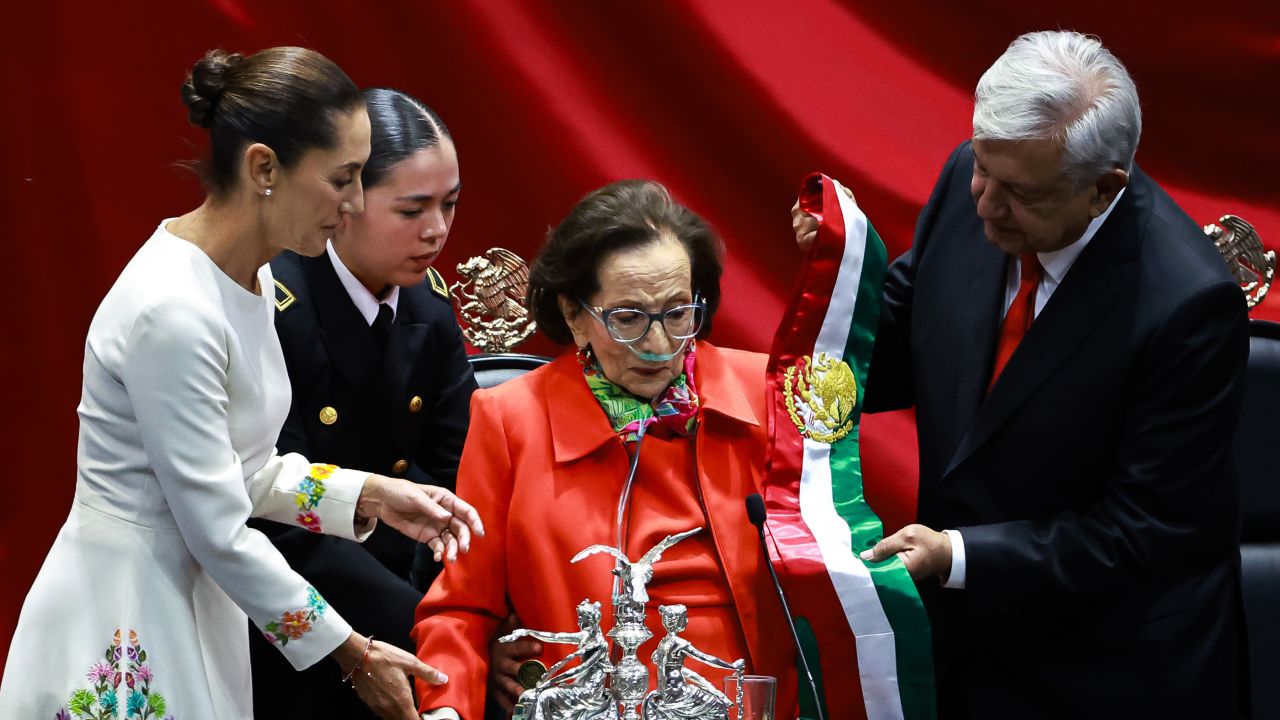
[426,267,449,299]
[274,279,297,312]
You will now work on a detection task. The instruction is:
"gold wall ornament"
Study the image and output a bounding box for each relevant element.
[449,247,537,353]
[783,352,859,443]
[1206,214,1272,310]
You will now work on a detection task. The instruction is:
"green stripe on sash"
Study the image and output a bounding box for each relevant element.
[829,221,936,719]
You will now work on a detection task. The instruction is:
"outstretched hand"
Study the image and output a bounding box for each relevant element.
[358,476,484,562]
[337,635,447,720]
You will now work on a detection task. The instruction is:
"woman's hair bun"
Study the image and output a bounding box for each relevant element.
[179,45,361,195]
[181,50,245,129]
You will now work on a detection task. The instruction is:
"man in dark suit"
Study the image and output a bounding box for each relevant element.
[248,248,476,718]
[802,31,1248,717]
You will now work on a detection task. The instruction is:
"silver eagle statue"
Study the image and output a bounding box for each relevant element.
[503,527,748,720]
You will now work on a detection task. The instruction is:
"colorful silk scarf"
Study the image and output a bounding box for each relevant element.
[583,344,700,442]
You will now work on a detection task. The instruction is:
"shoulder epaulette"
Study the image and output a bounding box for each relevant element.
[426,267,449,300]
[274,279,297,312]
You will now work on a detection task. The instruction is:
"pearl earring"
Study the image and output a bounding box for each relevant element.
[264,188,273,197]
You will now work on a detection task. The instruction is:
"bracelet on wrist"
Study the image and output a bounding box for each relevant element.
[341,635,375,685]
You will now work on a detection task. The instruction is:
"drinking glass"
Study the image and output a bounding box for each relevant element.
[725,674,776,720]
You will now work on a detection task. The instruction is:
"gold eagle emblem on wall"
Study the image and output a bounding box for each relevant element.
[1207,214,1272,310]
[449,247,537,353]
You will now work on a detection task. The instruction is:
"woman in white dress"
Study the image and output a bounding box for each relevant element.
[0,46,482,720]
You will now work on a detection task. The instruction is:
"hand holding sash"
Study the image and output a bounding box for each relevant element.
[860,523,953,582]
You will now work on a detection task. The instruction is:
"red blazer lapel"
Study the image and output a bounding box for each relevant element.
[693,344,799,712]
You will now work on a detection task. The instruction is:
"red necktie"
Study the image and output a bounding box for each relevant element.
[988,253,1042,391]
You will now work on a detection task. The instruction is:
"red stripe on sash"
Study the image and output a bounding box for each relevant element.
[763,173,867,720]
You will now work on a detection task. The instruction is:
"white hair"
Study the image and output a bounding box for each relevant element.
[973,31,1142,188]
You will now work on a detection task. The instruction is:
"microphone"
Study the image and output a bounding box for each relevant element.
[745,493,825,720]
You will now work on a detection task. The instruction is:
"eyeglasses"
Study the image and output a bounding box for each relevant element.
[579,298,706,344]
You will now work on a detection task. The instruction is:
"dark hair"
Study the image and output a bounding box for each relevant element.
[528,180,724,345]
[181,47,363,195]
[361,88,453,188]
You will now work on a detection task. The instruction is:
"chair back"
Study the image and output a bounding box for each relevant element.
[1236,319,1280,718]
[469,352,553,389]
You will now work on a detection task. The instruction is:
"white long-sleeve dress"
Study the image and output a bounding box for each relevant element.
[0,222,373,719]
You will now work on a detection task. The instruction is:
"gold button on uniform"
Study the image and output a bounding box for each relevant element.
[409,395,423,413]
[392,459,409,475]
[319,406,338,425]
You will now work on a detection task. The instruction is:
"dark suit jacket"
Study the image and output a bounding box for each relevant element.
[865,141,1248,718]
[249,251,477,719]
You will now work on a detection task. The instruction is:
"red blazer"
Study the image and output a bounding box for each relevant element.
[412,342,798,718]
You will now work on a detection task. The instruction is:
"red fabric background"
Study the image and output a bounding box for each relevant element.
[2,1,1276,670]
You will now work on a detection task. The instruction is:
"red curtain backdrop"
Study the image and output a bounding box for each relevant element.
[2,1,1276,670]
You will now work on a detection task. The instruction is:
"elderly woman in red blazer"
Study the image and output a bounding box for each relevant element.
[412,179,798,720]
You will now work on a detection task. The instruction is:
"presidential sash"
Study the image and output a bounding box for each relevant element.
[763,173,935,720]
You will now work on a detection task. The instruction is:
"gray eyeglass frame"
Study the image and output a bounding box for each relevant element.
[578,297,706,344]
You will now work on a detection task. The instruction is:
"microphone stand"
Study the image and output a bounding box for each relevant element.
[746,494,826,720]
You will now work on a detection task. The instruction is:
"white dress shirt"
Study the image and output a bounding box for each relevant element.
[327,240,400,325]
[943,188,1125,589]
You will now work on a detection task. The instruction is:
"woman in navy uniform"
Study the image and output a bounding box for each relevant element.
[250,88,477,720]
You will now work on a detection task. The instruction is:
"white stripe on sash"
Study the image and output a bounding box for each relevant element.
[796,182,905,720]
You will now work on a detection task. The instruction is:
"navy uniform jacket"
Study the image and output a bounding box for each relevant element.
[865,141,1248,718]
[250,250,477,719]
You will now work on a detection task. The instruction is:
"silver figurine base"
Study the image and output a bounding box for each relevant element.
[502,527,748,720]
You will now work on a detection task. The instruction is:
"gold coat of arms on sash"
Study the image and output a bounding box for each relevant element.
[783,352,858,443]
